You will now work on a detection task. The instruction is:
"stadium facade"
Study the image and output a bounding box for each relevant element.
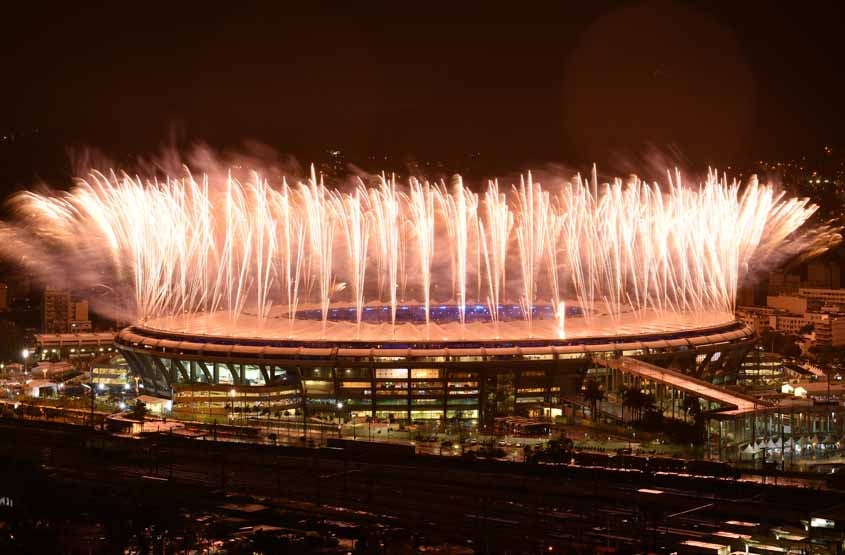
[115,319,756,427]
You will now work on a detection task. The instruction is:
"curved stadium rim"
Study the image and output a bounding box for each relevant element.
[115,320,754,359]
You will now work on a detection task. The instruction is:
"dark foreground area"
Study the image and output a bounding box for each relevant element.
[1,418,844,554]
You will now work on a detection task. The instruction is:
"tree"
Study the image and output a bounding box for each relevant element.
[619,387,657,422]
[682,395,701,420]
[621,386,643,422]
[798,323,815,335]
[130,399,147,423]
[759,329,802,358]
[640,391,657,417]
[619,386,632,422]
[582,379,605,420]
[810,344,845,367]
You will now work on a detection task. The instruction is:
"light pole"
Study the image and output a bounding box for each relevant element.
[229,388,237,424]
[21,348,30,378]
[81,383,95,429]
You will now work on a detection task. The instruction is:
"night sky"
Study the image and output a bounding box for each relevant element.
[1,1,844,186]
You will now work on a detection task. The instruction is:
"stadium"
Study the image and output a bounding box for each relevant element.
[7,165,837,433]
[114,306,757,427]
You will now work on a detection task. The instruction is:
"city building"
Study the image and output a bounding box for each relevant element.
[798,287,845,311]
[90,356,132,390]
[736,350,808,386]
[29,361,75,382]
[736,306,779,334]
[69,298,91,332]
[806,312,845,347]
[767,270,802,295]
[42,288,91,333]
[766,294,810,314]
[25,379,57,398]
[42,287,70,333]
[807,260,841,289]
[34,332,117,363]
[768,313,808,336]
[738,289,845,347]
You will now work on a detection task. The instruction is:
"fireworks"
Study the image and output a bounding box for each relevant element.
[0,163,838,340]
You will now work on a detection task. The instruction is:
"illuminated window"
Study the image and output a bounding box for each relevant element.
[375,368,408,379]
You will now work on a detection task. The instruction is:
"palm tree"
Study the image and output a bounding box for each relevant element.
[582,379,605,420]
[682,395,701,422]
[620,387,656,422]
[631,389,646,422]
[640,391,657,416]
[620,386,636,422]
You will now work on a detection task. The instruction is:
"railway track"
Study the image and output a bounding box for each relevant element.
[0,419,837,553]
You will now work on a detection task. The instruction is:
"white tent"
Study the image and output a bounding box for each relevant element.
[136,395,172,415]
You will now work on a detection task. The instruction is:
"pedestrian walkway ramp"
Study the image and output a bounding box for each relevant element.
[592,357,766,416]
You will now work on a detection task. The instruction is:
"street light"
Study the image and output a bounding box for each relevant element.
[229,388,237,424]
[21,348,29,376]
[336,401,344,438]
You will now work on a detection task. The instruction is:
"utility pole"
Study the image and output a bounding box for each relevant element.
[336,401,344,438]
